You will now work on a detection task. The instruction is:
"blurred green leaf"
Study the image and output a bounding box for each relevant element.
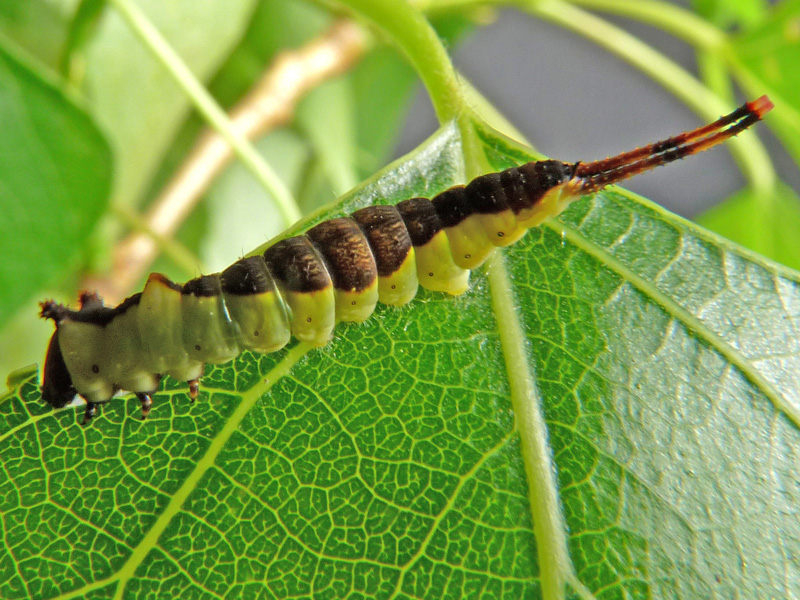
[296,77,360,197]
[733,0,800,163]
[207,0,331,107]
[2,119,799,598]
[692,0,768,27]
[350,46,420,172]
[697,183,800,270]
[0,0,76,71]
[0,41,111,327]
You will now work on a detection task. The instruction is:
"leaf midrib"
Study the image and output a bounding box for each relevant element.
[486,251,597,600]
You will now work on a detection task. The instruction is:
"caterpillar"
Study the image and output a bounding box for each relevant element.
[39,96,773,424]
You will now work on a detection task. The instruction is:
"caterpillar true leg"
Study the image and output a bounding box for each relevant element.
[188,376,201,402]
[136,392,153,420]
[39,97,774,424]
[82,401,99,425]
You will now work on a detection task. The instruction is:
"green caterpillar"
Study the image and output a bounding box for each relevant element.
[40,97,773,424]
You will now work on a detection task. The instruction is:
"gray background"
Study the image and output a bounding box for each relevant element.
[396,7,796,218]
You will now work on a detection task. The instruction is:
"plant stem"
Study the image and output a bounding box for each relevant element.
[335,0,504,179]
[335,0,464,124]
[107,0,302,227]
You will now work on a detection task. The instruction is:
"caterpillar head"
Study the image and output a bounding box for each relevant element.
[39,300,77,408]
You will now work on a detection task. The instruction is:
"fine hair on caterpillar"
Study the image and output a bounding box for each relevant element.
[39,96,774,425]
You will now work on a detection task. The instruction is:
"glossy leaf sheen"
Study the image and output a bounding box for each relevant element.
[1,122,799,599]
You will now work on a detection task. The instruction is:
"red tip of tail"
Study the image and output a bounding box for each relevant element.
[748,95,774,119]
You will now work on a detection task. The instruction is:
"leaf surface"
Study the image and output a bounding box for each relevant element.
[1,121,799,599]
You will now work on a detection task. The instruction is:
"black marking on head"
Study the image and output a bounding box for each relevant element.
[79,291,105,310]
[41,330,76,409]
[41,292,142,328]
[40,300,70,323]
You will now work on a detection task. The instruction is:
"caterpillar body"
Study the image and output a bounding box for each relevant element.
[40,97,773,424]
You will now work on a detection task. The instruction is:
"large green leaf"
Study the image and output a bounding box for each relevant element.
[2,119,798,599]
[0,0,76,71]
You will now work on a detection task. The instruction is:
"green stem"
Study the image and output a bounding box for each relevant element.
[519,0,776,195]
[336,0,497,179]
[335,0,464,124]
[107,0,301,226]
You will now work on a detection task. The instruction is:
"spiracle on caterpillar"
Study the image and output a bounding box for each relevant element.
[39,96,774,425]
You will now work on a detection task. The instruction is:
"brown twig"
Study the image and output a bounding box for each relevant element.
[86,19,368,304]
